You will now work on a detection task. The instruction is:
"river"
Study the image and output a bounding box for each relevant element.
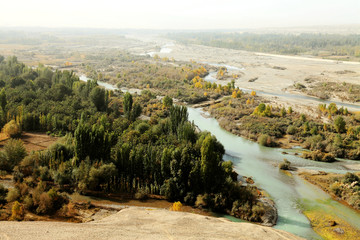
[203,70,360,111]
[187,107,360,239]
[79,75,142,95]
[79,52,360,239]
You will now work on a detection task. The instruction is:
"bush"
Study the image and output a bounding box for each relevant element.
[258,134,274,147]
[36,192,52,215]
[334,116,346,133]
[134,188,148,200]
[343,172,360,185]
[330,182,342,197]
[6,187,20,202]
[2,120,21,138]
[0,183,8,204]
[250,203,265,221]
[286,125,297,135]
[11,201,24,221]
[23,195,34,210]
[195,194,207,208]
[136,122,150,134]
[348,195,360,210]
[279,159,291,170]
[170,201,182,211]
[3,139,27,171]
[184,192,196,205]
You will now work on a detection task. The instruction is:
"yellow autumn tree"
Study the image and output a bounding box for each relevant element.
[251,91,256,97]
[195,82,203,88]
[11,201,24,221]
[246,98,251,104]
[2,120,21,138]
[170,201,182,211]
[232,91,237,98]
[236,90,242,98]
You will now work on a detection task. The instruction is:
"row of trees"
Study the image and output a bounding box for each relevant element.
[168,32,360,57]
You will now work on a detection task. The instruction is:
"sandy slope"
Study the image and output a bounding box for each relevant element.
[0,207,303,240]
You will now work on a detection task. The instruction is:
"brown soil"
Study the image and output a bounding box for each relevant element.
[70,192,213,217]
[0,132,58,152]
[277,135,302,149]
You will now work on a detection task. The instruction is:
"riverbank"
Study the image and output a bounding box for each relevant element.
[70,192,213,218]
[0,207,304,240]
[298,170,360,239]
[299,170,360,212]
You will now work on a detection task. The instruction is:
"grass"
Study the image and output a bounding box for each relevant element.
[303,209,360,240]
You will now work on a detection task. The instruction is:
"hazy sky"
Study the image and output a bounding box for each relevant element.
[1,0,359,29]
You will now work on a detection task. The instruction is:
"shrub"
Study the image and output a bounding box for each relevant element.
[348,195,360,210]
[286,125,296,135]
[279,159,291,170]
[134,188,148,200]
[136,122,150,134]
[0,183,8,204]
[170,201,182,211]
[23,195,34,210]
[334,116,346,133]
[258,134,274,147]
[36,192,52,215]
[195,194,207,208]
[250,203,265,222]
[2,120,21,138]
[294,83,306,90]
[184,192,196,205]
[3,139,27,171]
[330,182,342,197]
[343,172,360,185]
[10,201,24,221]
[6,187,20,202]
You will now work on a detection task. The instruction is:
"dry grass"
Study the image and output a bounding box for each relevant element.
[0,132,58,152]
[304,209,360,240]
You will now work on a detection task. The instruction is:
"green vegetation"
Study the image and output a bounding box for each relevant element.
[167,32,360,61]
[302,172,360,211]
[81,52,238,104]
[330,173,360,209]
[205,93,360,161]
[279,159,291,170]
[0,56,266,223]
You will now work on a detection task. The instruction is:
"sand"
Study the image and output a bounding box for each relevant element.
[127,36,360,115]
[0,207,304,240]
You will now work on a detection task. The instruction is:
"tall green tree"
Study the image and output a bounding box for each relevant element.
[334,116,346,133]
[162,95,173,108]
[0,88,6,112]
[123,92,133,120]
[90,87,106,111]
[200,134,225,192]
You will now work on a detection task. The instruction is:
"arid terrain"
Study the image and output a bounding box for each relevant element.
[0,207,304,240]
[128,35,360,115]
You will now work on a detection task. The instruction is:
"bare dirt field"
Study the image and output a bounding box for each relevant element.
[0,207,304,240]
[0,132,58,152]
